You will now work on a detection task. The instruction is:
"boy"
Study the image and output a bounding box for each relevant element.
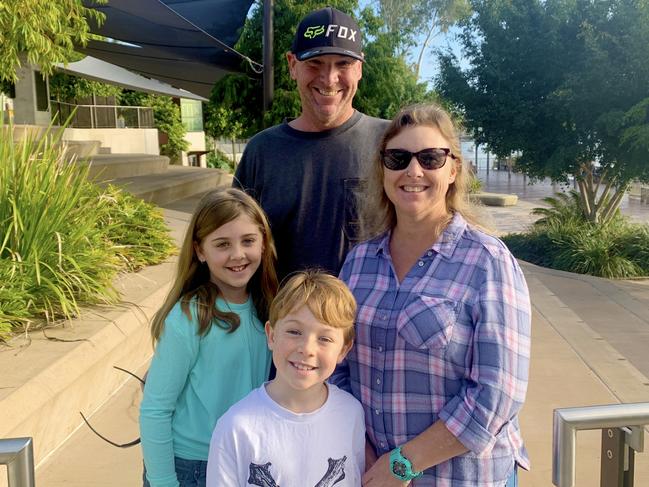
[206,271,364,486]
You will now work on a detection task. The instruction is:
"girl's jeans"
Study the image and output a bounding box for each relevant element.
[143,457,207,487]
[506,464,518,487]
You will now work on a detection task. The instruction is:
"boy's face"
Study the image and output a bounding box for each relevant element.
[266,304,351,398]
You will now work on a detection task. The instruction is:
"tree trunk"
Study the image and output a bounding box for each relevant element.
[231,138,237,171]
[415,15,439,79]
[576,164,627,224]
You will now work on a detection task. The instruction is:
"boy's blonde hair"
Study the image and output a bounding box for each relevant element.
[268,271,356,345]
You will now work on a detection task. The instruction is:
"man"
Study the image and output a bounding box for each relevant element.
[234,6,389,280]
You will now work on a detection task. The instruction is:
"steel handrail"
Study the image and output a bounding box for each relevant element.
[553,402,649,487]
[0,437,35,487]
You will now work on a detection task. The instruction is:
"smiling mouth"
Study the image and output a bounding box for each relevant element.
[227,264,249,273]
[290,361,316,371]
[315,87,340,96]
[401,185,427,193]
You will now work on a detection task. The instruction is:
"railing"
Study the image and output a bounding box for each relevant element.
[50,100,154,129]
[0,437,35,487]
[553,402,648,487]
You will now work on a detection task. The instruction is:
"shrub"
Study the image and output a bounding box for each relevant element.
[206,149,234,172]
[0,124,175,338]
[503,192,649,279]
[95,185,176,272]
[467,174,483,194]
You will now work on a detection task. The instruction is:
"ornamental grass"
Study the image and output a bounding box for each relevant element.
[503,192,649,279]
[0,124,175,338]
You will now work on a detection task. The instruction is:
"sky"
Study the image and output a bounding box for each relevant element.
[356,0,468,86]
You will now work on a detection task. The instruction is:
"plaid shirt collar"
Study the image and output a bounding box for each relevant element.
[374,212,468,260]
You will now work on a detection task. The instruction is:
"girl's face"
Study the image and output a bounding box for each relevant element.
[194,213,264,304]
[382,125,457,224]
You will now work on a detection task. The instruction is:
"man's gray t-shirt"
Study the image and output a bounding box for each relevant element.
[234,111,388,279]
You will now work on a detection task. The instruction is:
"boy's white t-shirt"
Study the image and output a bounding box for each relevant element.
[207,383,365,486]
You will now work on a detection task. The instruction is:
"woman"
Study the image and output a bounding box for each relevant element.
[332,104,531,486]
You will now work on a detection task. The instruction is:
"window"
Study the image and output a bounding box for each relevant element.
[35,72,49,111]
[180,99,203,132]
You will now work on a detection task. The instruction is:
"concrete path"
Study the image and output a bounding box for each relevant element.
[34,186,649,487]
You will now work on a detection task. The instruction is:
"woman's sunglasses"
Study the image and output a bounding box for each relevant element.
[381,148,457,171]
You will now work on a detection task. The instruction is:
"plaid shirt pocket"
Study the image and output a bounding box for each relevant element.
[396,296,457,350]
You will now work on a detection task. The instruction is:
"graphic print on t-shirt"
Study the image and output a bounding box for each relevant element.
[248,456,347,486]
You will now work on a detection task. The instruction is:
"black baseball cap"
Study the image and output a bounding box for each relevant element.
[291,7,364,62]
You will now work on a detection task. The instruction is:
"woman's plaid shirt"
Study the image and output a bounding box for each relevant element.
[331,214,531,486]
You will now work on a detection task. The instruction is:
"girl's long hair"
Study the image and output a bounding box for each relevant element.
[359,103,480,239]
[151,188,278,342]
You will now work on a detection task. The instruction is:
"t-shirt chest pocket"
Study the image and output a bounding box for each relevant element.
[396,296,458,350]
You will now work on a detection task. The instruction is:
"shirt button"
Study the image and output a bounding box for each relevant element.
[427,251,433,256]
[375,409,380,415]
[376,378,381,385]
[380,442,386,448]
[418,261,424,267]
[378,346,383,352]
[382,315,388,320]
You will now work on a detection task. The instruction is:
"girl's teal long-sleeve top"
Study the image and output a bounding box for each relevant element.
[140,297,271,487]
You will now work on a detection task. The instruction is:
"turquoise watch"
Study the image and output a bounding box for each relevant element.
[389,446,423,481]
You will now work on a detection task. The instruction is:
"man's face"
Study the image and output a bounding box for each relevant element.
[287,53,363,131]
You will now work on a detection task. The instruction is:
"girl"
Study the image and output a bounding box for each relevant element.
[140,188,278,487]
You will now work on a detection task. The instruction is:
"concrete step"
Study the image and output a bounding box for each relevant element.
[108,166,233,206]
[62,140,102,159]
[82,154,170,181]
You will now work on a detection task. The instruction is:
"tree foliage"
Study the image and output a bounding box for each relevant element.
[122,92,189,160]
[206,0,433,138]
[0,0,105,82]
[370,0,471,78]
[437,0,649,224]
[49,72,122,102]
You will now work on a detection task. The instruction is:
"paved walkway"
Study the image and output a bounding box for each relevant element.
[34,185,649,487]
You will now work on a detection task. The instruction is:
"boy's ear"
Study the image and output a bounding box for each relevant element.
[264,321,274,349]
[337,339,353,364]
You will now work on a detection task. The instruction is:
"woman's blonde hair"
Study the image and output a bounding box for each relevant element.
[151,188,278,342]
[268,271,356,346]
[359,103,479,239]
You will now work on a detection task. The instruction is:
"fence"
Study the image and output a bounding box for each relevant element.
[50,101,154,129]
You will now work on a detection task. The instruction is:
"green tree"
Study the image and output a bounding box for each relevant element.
[0,0,105,82]
[437,0,649,224]
[49,72,122,102]
[207,0,433,138]
[122,91,189,161]
[204,105,245,165]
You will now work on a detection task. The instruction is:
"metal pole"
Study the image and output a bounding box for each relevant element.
[262,0,274,115]
[0,437,35,487]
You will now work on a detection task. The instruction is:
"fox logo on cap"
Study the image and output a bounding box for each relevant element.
[304,25,325,39]
[304,24,358,42]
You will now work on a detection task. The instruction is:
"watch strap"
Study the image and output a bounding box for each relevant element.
[389,446,423,481]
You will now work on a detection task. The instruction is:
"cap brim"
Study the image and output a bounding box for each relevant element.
[295,47,364,62]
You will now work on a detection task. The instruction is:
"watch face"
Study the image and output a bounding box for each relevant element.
[393,460,407,477]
